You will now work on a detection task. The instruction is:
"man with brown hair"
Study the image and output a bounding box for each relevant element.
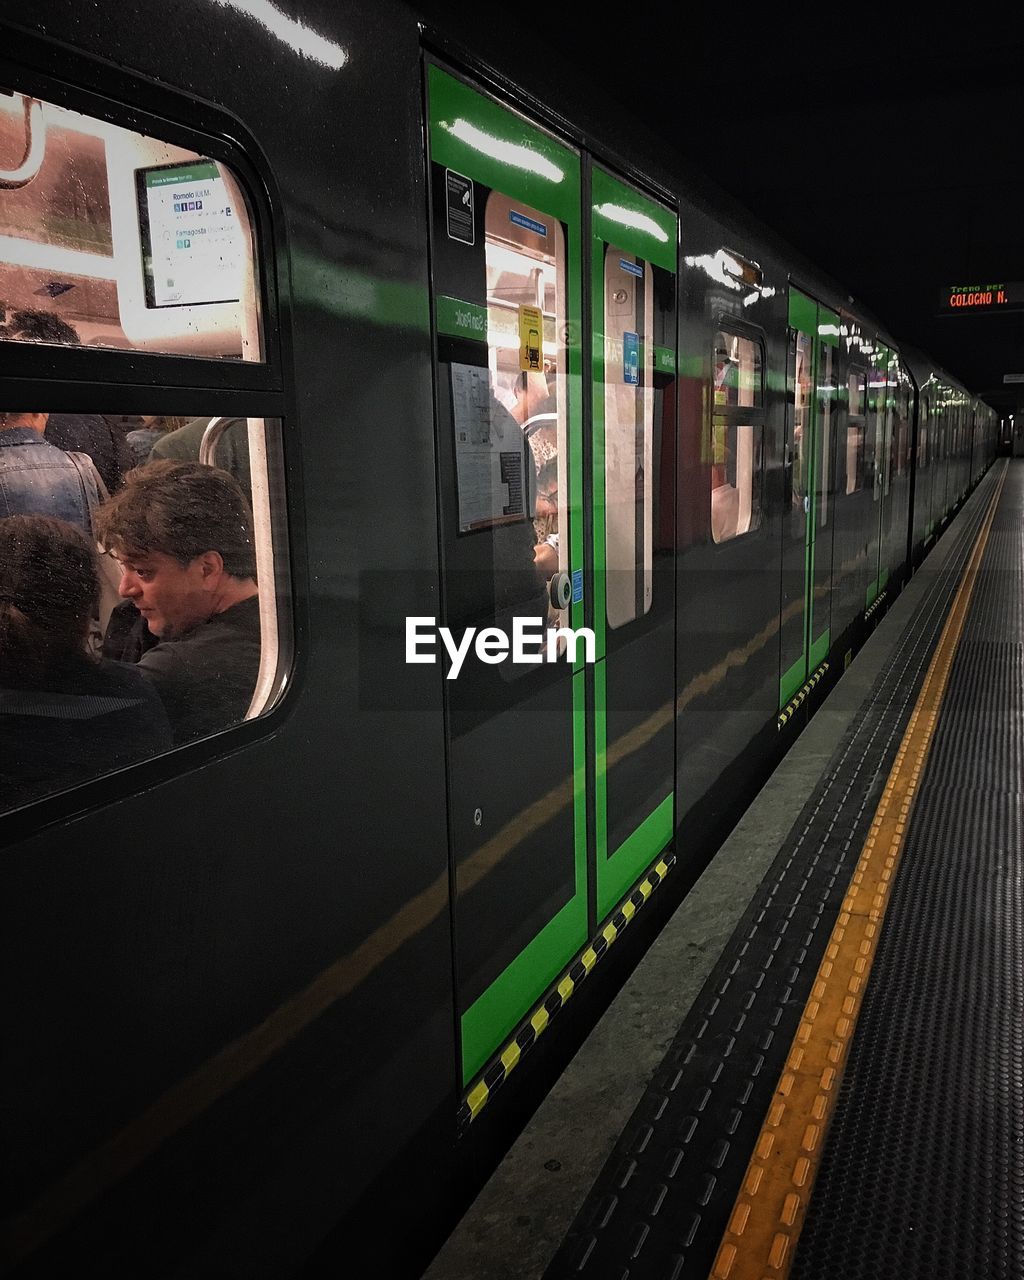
[94,460,261,744]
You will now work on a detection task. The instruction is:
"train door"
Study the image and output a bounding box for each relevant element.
[867,346,893,606]
[589,168,677,920]
[779,287,839,708]
[425,65,586,1085]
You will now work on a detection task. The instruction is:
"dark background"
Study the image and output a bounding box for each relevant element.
[415,5,1024,415]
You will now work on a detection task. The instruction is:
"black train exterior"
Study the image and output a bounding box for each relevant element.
[0,4,995,1277]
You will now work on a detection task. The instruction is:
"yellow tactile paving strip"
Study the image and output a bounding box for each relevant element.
[709,461,1007,1280]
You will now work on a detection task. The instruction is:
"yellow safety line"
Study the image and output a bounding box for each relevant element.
[709,461,1007,1280]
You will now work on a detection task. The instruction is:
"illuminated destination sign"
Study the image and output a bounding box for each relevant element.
[941,283,1024,314]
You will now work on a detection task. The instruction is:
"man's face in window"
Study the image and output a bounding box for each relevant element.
[116,550,216,638]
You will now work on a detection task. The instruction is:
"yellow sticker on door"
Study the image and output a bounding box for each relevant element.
[518,305,543,372]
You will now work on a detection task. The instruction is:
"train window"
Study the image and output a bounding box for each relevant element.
[711,328,764,543]
[817,344,834,527]
[895,384,911,476]
[482,191,567,632]
[846,367,867,493]
[0,412,290,813]
[873,364,892,498]
[713,329,763,409]
[787,329,812,538]
[0,91,261,359]
[604,248,653,628]
[919,396,929,468]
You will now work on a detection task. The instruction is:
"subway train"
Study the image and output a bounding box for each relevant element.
[0,4,997,1277]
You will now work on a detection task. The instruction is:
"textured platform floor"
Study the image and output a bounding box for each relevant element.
[792,463,1024,1280]
[537,469,1004,1280]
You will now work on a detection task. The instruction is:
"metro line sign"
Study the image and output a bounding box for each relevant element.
[940,283,1024,314]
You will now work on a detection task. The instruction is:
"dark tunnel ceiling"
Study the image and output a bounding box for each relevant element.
[416,4,1024,414]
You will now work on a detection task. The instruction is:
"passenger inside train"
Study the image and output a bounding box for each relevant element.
[0,513,171,809]
[94,460,262,745]
[0,408,104,534]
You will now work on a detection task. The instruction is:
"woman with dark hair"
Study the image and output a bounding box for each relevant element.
[0,515,171,811]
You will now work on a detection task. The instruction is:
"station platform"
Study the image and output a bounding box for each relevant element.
[425,458,1023,1280]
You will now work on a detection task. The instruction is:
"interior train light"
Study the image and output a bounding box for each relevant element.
[0,233,114,279]
[209,0,347,69]
[720,249,763,287]
[593,203,670,243]
[439,120,564,183]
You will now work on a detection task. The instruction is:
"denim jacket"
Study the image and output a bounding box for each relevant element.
[0,428,101,535]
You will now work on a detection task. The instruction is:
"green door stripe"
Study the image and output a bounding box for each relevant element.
[594,657,608,873]
[435,295,487,340]
[428,66,588,1084]
[780,653,807,708]
[809,628,830,671]
[592,167,676,273]
[788,286,817,335]
[599,794,673,921]
[460,885,587,1081]
[428,64,579,225]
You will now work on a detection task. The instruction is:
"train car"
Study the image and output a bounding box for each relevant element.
[0,4,997,1277]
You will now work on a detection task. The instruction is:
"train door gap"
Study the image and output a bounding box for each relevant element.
[779,287,838,709]
[420,52,472,1093]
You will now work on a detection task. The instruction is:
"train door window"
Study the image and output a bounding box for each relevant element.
[483,191,568,631]
[880,361,893,497]
[0,91,262,358]
[787,328,812,536]
[919,395,929,468]
[846,367,867,493]
[603,248,653,627]
[895,382,911,475]
[710,327,764,543]
[817,343,834,526]
[867,363,885,501]
[0,90,289,818]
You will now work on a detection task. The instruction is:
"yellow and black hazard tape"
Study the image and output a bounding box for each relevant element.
[865,588,888,620]
[457,854,676,1131]
[777,661,830,730]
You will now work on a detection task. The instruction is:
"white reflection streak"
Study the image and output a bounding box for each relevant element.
[440,120,564,182]
[594,203,670,243]
[685,252,742,291]
[0,234,114,279]
[210,0,347,69]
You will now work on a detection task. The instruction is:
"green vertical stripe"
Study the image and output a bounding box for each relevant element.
[788,286,817,335]
[591,167,676,273]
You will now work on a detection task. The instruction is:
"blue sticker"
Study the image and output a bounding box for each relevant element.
[572,569,584,604]
[623,331,640,385]
[509,210,548,237]
[619,258,644,278]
